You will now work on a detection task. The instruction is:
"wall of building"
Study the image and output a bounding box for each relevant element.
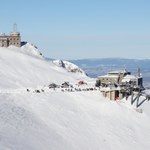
[0,38,9,47]
[101,90,118,100]
[0,32,21,47]
[100,77,118,85]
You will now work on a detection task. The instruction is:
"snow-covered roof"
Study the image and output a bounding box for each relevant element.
[98,74,119,78]
[98,69,130,78]
[10,32,20,36]
[108,69,129,74]
[122,75,137,82]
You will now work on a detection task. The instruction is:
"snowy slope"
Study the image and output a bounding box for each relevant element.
[53,59,87,76]
[0,92,150,150]
[20,43,43,58]
[0,45,150,150]
[0,44,89,89]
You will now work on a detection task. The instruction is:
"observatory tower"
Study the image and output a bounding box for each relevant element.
[0,24,21,47]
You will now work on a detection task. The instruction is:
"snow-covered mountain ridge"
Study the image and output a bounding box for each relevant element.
[53,59,87,76]
[0,43,89,89]
[0,44,150,150]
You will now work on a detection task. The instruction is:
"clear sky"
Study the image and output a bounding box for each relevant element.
[0,0,150,59]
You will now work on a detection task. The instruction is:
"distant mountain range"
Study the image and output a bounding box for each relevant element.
[69,58,150,87]
[46,58,150,87]
[69,58,150,68]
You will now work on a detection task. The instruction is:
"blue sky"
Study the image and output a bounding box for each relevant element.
[0,0,150,59]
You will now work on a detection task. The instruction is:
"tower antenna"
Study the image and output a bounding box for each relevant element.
[137,67,140,77]
[13,23,17,32]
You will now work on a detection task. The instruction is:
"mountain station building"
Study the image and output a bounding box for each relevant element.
[0,32,21,47]
[96,69,143,100]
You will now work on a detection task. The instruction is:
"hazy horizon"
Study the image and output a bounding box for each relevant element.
[0,0,150,59]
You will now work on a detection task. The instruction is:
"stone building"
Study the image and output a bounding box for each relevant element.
[96,70,131,87]
[0,32,21,47]
[96,69,143,100]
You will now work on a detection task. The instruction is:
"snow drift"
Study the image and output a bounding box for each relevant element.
[0,44,88,89]
[0,44,150,150]
[53,59,87,76]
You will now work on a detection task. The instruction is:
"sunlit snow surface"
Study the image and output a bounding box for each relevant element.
[0,44,150,150]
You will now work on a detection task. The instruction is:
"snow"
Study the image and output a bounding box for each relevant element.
[53,59,87,77]
[98,74,119,78]
[8,43,43,59]
[108,70,129,74]
[0,44,150,150]
[122,75,137,82]
[0,92,150,150]
[20,43,43,58]
[0,44,89,89]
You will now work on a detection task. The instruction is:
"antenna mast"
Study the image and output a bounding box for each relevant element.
[13,23,17,32]
[137,67,140,77]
